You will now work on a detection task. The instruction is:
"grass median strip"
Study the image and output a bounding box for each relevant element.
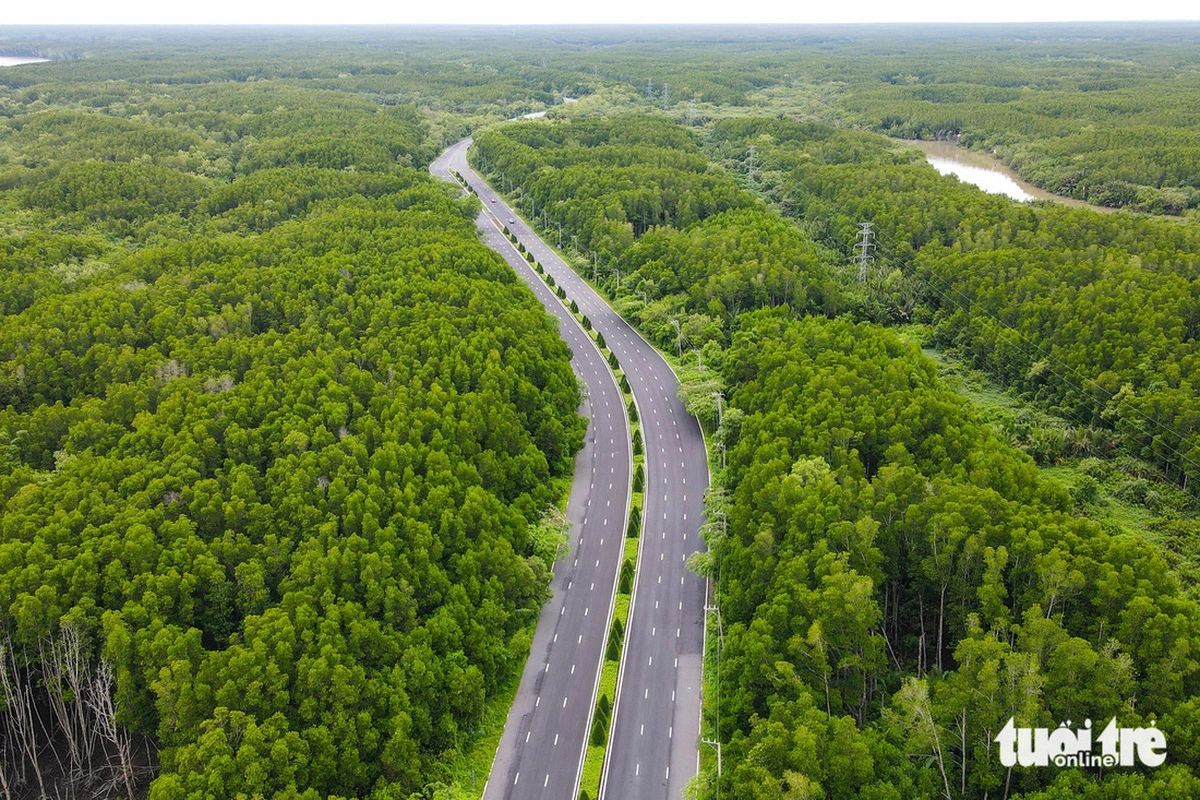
[474,166,647,800]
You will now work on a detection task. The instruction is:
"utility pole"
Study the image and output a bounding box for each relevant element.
[662,82,670,108]
[646,77,654,100]
[747,145,756,188]
[670,318,682,357]
[854,221,875,283]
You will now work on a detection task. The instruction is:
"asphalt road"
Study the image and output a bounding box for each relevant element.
[434,138,710,800]
[432,143,632,800]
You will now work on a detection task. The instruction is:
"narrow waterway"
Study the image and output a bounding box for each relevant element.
[0,56,49,67]
[906,139,1110,212]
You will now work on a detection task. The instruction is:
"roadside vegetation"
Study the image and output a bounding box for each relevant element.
[470,112,1200,799]
[4,24,1200,800]
[0,76,586,799]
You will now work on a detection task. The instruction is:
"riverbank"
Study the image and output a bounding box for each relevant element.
[901,138,1114,213]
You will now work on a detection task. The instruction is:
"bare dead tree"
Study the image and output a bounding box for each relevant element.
[42,625,99,785]
[86,659,137,800]
[3,629,154,800]
[0,639,47,798]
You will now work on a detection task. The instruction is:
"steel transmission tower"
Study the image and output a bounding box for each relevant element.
[853,221,875,283]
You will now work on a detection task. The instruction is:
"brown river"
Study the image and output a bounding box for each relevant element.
[905,139,1111,213]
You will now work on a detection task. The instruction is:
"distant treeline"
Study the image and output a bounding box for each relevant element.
[5,24,1200,214]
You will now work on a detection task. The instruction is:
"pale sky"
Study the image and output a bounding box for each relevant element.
[2,0,1197,25]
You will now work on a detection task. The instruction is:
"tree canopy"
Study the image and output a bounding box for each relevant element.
[0,75,584,800]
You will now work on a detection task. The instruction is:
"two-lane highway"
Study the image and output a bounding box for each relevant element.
[432,144,632,800]
[437,138,710,800]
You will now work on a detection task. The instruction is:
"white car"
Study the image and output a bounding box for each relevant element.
[508,218,515,224]
[490,198,496,203]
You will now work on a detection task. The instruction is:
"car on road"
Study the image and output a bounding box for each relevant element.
[508,218,515,224]
[490,198,496,203]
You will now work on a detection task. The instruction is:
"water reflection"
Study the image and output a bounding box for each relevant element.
[0,57,49,67]
[906,139,1103,211]
[926,155,1034,201]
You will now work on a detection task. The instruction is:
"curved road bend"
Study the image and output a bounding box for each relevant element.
[437,139,710,800]
[432,145,632,799]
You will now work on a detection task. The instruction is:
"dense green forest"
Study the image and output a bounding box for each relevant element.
[0,76,584,799]
[471,116,846,353]
[5,24,1200,214]
[469,112,1200,798]
[705,313,1200,799]
[707,118,1200,495]
[4,25,1200,800]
